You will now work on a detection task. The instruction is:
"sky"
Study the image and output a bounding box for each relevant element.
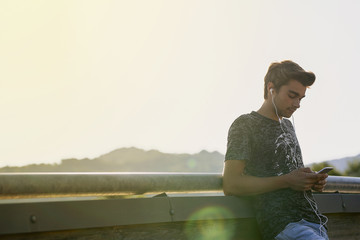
[1,0,360,168]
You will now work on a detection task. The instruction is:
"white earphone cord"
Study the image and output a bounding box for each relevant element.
[271,92,327,237]
[304,191,328,237]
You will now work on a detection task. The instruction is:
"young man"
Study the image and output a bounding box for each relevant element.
[223,60,329,240]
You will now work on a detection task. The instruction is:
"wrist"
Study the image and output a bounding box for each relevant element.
[279,174,290,189]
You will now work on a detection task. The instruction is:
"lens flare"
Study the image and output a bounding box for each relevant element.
[187,158,197,169]
[185,205,235,240]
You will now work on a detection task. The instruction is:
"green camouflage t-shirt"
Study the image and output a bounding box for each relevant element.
[225,111,326,240]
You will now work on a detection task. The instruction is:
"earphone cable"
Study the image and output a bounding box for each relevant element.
[272,92,326,236]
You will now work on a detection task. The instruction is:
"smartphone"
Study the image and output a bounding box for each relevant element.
[316,167,333,174]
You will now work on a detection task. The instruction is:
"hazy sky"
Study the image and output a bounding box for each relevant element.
[1,0,360,168]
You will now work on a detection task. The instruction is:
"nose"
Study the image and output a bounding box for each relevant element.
[293,99,300,108]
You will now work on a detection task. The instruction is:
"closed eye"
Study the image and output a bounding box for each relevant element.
[288,90,305,101]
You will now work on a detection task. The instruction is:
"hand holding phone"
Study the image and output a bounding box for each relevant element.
[316,167,333,174]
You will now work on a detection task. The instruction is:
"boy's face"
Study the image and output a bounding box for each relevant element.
[273,79,307,118]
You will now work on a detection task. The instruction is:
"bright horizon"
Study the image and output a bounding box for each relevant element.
[1,0,360,168]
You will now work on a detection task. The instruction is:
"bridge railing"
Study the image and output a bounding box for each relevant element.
[1,173,360,239]
[0,173,359,198]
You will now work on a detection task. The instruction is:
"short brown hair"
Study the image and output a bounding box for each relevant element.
[264,60,316,99]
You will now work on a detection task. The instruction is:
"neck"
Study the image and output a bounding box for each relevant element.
[257,100,282,122]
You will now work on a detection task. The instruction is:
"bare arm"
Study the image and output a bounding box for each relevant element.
[222,160,327,196]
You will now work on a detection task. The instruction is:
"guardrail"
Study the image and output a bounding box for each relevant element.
[1,173,360,239]
[0,173,359,198]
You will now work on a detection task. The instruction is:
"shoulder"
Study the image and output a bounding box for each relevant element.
[282,118,295,130]
[229,111,263,131]
[230,113,253,127]
[227,113,255,137]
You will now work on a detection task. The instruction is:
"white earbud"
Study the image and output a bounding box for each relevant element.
[270,88,274,95]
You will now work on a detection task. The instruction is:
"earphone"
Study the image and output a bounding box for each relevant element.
[270,88,282,124]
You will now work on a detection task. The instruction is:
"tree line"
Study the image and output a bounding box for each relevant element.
[311,158,360,177]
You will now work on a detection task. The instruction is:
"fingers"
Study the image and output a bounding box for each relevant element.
[312,184,326,192]
[297,168,318,182]
[306,172,322,182]
[317,179,327,185]
[301,167,313,173]
[288,168,327,192]
[312,179,327,192]
[318,173,329,180]
[308,172,328,182]
[300,168,329,180]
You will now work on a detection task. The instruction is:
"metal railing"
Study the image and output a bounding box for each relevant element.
[0,173,360,198]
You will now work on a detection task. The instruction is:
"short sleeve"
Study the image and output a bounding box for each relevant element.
[225,117,251,161]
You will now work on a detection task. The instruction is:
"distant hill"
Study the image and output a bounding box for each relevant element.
[318,153,360,173]
[2,147,359,174]
[0,147,225,173]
